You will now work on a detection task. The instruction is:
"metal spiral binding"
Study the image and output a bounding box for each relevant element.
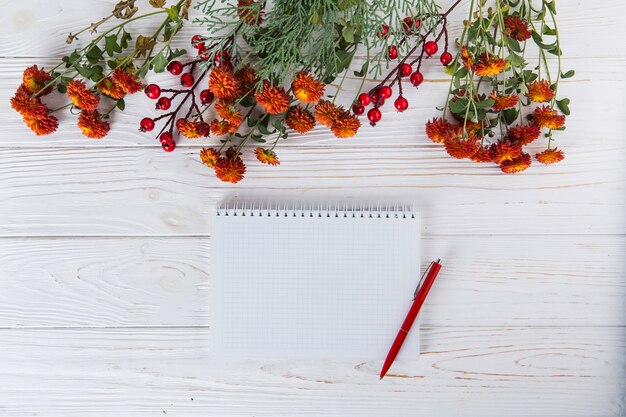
[215,202,415,219]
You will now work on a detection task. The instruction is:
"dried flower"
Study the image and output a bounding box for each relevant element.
[425,118,458,143]
[200,148,221,168]
[22,65,53,96]
[331,111,361,138]
[256,81,290,114]
[532,106,566,129]
[500,152,531,173]
[255,147,280,165]
[112,68,142,94]
[526,80,555,103]
[536,148,564,164]
[489,92,518,111]
[77,110,110,139]
[98,77,126,99]
[291,71,325,103]
[503,16,532,41]
[285,105,315,134]
[215,156,246,183]
[209,67,241,101]
[67,80,100,111]
[314,99,341,127]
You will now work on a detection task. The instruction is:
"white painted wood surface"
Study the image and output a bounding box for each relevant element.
[0,0,624,415]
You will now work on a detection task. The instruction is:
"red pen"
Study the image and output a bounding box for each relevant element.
[379,259,442,379]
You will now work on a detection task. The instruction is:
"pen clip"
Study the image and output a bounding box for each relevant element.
[414,259,440,299]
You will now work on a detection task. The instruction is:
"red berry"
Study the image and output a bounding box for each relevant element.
[388,45,398,60]
[377,24,389,38]
[370,90,380,102]
[181,73,194,87]
[394,96,409,112]
[367,108,382,123]
[199,48,210,61]
[200,89,215,105]
[215,50,231,65]
[167,60,183,75]
[159,132,173,144]
[358,93,371,106]
[191,35,205,49]
[162,140,176,152]
[156,96,171,110]
[440,51,453,66]
[410,71,424,86]
[400,63,412,77]
[352,104,364,115]
[379,85,392,99]
[376,97,386,107]
[139,117,155,132]
[144,84,161,99]
[414,19,421,30]
[424,41,438,56]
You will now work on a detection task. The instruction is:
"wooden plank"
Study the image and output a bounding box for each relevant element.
[0,326,623,416]
[0,235,623,328]
[0,145,623,236]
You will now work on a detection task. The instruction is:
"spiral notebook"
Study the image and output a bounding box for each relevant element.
[211,203,421,360]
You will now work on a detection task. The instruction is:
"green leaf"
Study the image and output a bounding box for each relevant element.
[502,108,519,125]
[120,30,132,49]
[354,61,368,77]
[507,38,521,53]
[166,47,187,62]
[449,98,468,114]
[105,35,122,57]
[544,1,557,15]
[556,98,570,115]
[152,52,168,73]
[561,69,575,79]
[116,98,125,110]
[85,45,103,65]
[75,64,92,78]
[89,65,103,82]
[342,25,354,44]
[542,25,557,36]
[476,98,495,109]
[507,53,525,67]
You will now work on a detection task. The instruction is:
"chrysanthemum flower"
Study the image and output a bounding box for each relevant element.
[176,118,209,138]
[210,119,236,135]
[291,71,325,103]
[425,118,458,143]
[463,120,486,137]
[256,81,290,114]
[489,92,518,111]
[235,66,258,93]
[237,0,263,25]
[472,53,507,77]
[23,114,58,136]
[23,65,53,96]
[526,80,555,102]
[255,147,280,165]
[536,148,565,165]
[500,152,531,174]
[98,77,126,100]
[215,156,246,183]
[200,148,221,169]
[67,80,100,111]
[461,46,473,69]
[286,105,316,134]
[507,123,541,145]
[214,101,243,127]
[443,134,480,159]
[112,68,142,94]
[314,99,341,127]
[77,110,110,139]
[532,106,566,129]
[470,146,494,163]
[490,140,522,164]
[331,111,361,138]
[209,67,241,101]
[11,85,48,118]
[503,16,532,41]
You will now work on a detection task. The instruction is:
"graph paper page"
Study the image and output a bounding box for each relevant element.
[211,208,421,360]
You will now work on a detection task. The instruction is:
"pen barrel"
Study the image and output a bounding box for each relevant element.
[401,262,442,331]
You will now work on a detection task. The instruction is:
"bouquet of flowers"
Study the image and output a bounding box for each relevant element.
[11,0,572,183]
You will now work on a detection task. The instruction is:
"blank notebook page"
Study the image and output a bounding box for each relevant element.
[211,205,420,360]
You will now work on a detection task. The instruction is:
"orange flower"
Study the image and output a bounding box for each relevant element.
[490,140,522,164]
[255,147,280,165]
[461,46,473,69]
[489,92,518,111]
[470,146,494,163]
[536,148,564,165]
[291,71,325,103]
[200,148,221,168]
[472,53,507,77]
[11,85,48,118]
[464,120,486,137]
[67,80,100,111]
[112,68,142,94]
[214,100,243,127]
[500,152,531,174]
[235,66,258,93]
[314,99,341,127]
[425,118,458,143]
[23,65,53,96]
[503,16,532,41]
[526,80,554,102]
[286,105,316,134]
[210,119,236,135]
[215,156,246,183]
[256,81,290,114]
[23,114,58,136]
[507,123,541,145]
[331,111,361,138]
[176,118,209,138]
[237,0,263,25]
[443,134,480,159]
[532,106,566,129]
[209,67,241,101]
[77,110,110,139]
[98,77,126,99]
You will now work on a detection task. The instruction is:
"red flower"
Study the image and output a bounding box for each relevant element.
[314,100,341,127]
[286,105,316,134]
[490,140,522,164]
[256,81,290,114]
[489,92,518,111]
[11,84,48,118]
[536,148,565,165]
[443,134,480,159]
[209,67,241,101]
[500,152,531,174]
[331,111,361,138]
[470,146,494,163]
[532,106,566,129]
[77,110,110,139]
[472,53,507,77]
[200,148,221,169]
[176,118,209,138]
[526,80,555,103]
[255,147,280,165]
[22,65,53,96]
[426,118,458,143]
[291,71,325,103]
[503,16,532,41]
[112,68,142,94]
[24,113,58,136]
[215,156,246,183]
[506,124,541,145]
[67,80,100,111]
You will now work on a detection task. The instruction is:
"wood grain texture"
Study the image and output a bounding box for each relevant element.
[0,326,624,416]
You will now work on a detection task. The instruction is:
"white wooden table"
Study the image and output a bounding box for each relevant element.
[0,0,624,415]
